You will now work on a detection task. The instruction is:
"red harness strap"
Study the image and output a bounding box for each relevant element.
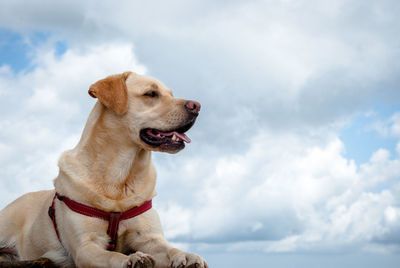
[48,193,152,251]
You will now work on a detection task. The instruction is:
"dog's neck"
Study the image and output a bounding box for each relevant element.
[54,102,157,211]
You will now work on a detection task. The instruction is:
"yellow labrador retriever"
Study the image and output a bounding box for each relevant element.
[0,72,208,268]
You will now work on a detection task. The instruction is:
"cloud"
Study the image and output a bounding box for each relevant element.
[2,0,400,135]
[155,128,400,253]
[371,112,400,138]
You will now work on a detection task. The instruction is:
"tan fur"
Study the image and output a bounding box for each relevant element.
[0,72,208,268]
[88,72,131,115]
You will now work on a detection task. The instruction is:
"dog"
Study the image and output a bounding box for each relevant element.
[0,72,208,268]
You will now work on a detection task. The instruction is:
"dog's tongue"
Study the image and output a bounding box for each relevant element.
[175,132,191,143]
[160,131,191,143]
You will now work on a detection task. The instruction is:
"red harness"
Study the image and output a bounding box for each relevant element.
[48,193,152,251]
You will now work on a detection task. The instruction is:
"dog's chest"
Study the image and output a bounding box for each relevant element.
[115,220,142,250]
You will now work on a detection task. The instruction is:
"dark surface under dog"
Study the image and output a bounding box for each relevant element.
[0,258,57,268]
[0,259,201,268]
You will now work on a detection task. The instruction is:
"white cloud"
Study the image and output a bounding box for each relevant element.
[156,127,400,253]
[157,202,193,239]
[385,206,400,224]
[371,112,400,138]
[392,114,400,137]
[1,0,399,133]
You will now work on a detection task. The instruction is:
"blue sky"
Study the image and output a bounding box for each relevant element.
[1,1,400,267]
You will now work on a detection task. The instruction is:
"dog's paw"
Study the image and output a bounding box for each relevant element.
[125,251,155,268]
[169,252,208,268]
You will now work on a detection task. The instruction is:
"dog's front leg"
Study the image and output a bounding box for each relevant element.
[72,233,154,268]
[129,211,208,268]
[130,234,207,268]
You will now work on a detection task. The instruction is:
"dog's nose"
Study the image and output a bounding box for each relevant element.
[184,100,201,115]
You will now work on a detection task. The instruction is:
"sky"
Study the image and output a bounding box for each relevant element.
[1,0,400,267]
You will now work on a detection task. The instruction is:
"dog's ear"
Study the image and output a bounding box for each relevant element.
[88,72,132,115]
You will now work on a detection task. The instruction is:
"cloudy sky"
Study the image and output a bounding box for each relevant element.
[1,0,400,267]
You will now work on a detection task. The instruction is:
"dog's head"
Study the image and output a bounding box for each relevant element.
[88,72,200,153]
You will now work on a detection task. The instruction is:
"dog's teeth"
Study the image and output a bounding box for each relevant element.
[172,134,177,141]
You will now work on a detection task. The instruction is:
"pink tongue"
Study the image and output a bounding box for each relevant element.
[160,131,191,143]
[175,132,191,143]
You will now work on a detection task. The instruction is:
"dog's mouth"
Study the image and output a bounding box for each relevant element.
[140,120,195,151]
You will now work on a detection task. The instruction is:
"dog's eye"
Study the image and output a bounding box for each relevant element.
[144,91,158,98]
